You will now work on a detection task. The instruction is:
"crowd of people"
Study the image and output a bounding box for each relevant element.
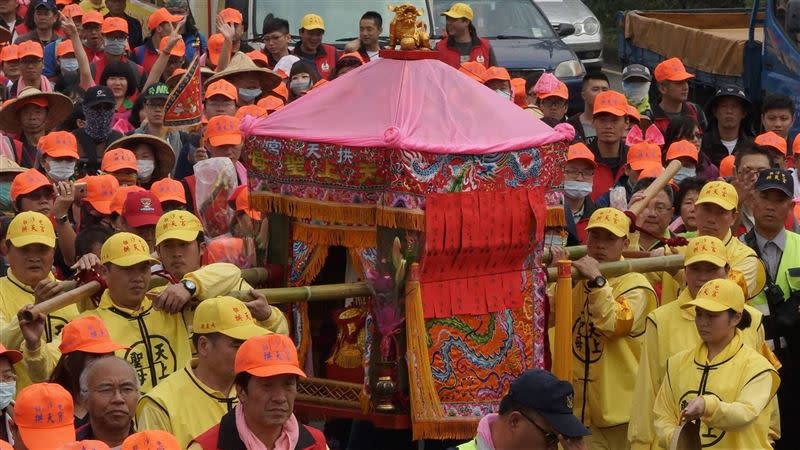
[0,0,795,449]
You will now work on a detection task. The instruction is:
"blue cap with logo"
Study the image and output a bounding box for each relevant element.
[755,168,794,198]
[507,369,591,438]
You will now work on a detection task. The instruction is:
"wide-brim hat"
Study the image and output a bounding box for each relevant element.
[0,88,72,134]
[205,57,282,94]
[107,134,176,181]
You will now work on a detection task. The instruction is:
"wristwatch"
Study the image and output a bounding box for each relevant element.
[180,279,197,298]
[587,276,607,289]
[56,214,70,225]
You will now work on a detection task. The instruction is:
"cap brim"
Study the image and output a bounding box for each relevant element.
[539,411,591,438]
[86,199,113,215]
[684,254,726,267]
[44,149,79,159]
[245,364,307,378]
[9,235,56,249]
[539,92,568,100]
[568,157,597,168]
[695,197,736,211]
[125,213,161,228]
[19,424,75,450]
[585,223,627,238]
[156,229,200,246]
[64,341,128,354]
[209,134,243,147]
[665,72,694,81]
[668,152,698,163]
[593,108,625,117]
[218,323,270,341]
[681,298,729,312]
[441,12,468,19]
[0,349,22,364]
[630,160,658,171]
[757,185,792,198]
[106,253,160,267]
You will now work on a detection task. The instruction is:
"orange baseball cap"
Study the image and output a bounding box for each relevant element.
[11,168,52,201]
[207,33,225,66]
[14,383,75,450]
[18,40,43,59]
[626,105,641,123]
[0,44,18,62]
[205,115,242,147]
[62,4,83,19]
[82,174,120,215]
[38,131,79,159]
[719,154,736,178]
[81,11,103,26]
[247,50,269,68]
[459,61,487,83]
[627,142,662,170]
[793,136,800,158]
[56,40,74,58]
[150,178,186,204]
[58,441,110,450]
[55,0,71,6]
[592,90,628,117]
[148,7,182,31]
[58,316,128,354]
[0,344,22,365]
[510,77,527,107]
[567,142,597,168]
[483,66,510,83]
[754,131,787,156]
[654,57,694,82]
[218,8,242,24]
[235,104,267,120]
[257,95,285,113]
[109,185,145,216]
[205,79,238,101]
[228,185,261,220]
[102,17,128,35]
[638,163,666,180]
[121,431,180,450]
[272,82,288,101]
[101,148,137,173]
[234,333,306,378]
[538,80,568,101]
[159,36,185,58]
[0,440,11,450]
[666,140,698,163]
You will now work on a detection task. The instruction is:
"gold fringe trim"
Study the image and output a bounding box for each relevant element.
[250,192,376,226]
[546,206,566,228]
[376,206,426,231]
[293,222,377,248]
[297,245,329,286]
[404,264,448,440]
[410,418,482,440]
[347,247,367,279]
[297,302,311,368]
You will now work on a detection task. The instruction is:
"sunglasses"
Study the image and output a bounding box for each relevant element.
[519,411,559,447]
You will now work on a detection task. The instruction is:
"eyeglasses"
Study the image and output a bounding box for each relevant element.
[645,204,672,215]
[519,411,559,447]
[564,169,594,178]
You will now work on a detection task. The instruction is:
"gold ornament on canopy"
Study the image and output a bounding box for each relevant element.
[387,4,431,50]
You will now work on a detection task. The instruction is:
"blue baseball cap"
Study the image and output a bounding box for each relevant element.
[507,369,590,438]
[33,0,57,10]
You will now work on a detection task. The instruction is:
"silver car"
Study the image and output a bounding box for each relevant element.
[534,0,602,69]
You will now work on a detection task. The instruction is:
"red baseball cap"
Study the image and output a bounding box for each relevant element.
[150,178,186,205]
[110,185,145,216]
[654,57,694,82]
[123,191,163,228]
[38,131,79,159]
[754,131,787,156]
[58,316,128,354]
[205,115,242,147]
[666,140,699,163]
[234,334,306,378]
[14,383,75,450]
[11,168,52,202]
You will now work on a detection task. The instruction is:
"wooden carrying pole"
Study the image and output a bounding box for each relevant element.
[546,254,685,282]
[541,246,588,265]
[629,160,682,216]
[552,260,573,383]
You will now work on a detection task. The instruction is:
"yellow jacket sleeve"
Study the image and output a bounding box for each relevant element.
[0,316,24,350]
[628,316,660,449]
[136,397,173,433]
[258,307,289,336]
[587,285,649,337]
[653,368,681,449]
[182,263,249,300]
[700,370,776,430]
[22,339,61,383]
[731,255,765,299]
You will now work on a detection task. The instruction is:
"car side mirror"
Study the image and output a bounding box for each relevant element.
[787,0,800,33]
[557,23,575,38]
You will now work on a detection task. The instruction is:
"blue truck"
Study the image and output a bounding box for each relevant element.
[617,0,800,136]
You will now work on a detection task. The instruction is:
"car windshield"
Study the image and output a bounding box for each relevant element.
[430,0,555,39]
[253,0,429,43]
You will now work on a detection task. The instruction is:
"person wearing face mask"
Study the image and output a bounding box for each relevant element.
[73,86,124,177]
[37,130,78,182]
[563,143,597,245]
[621,64,653,129]
[0,344,21,442]
[482,66,512,102]
[90,17,143,86]
[287,61,318,103]
[205,56,281,107]
[665,139,699,184]
[107,135,175,189]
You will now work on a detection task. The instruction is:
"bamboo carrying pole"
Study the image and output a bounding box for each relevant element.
[541,246,588,265]
[552,260,573,383]
[228,282,372,304]
[629,160,683,217]
[546,254,685,282]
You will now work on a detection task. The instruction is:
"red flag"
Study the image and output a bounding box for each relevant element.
[164,49,202,127]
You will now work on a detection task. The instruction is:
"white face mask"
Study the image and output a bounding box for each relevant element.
[495,89,512,101]
[46,158,76,182]
[104,37,127,56]
[60,57,78,72]
[563,180,593,200]
[289,79,311,95]
[673,166,696,183]
[622,80,651,105]
[0,381,14,409]
[137,160,155,181]
[238,88,262,102]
